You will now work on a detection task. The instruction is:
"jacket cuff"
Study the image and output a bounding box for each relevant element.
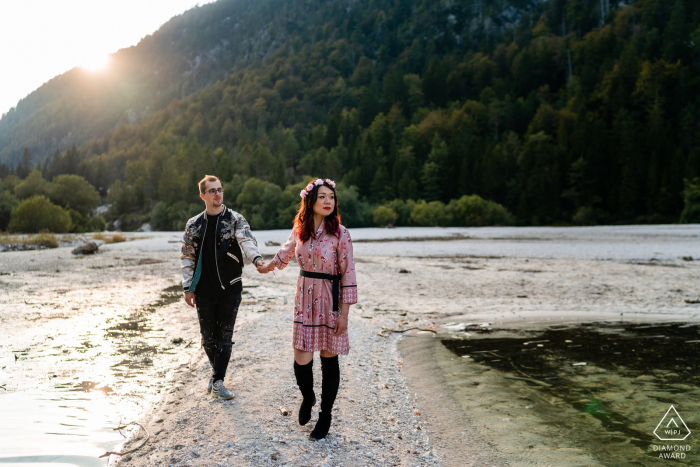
[252,255,263,265]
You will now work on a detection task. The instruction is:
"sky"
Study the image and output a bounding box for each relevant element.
[0,0,215,117]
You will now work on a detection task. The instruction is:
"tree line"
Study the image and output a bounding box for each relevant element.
[2,0,700,233]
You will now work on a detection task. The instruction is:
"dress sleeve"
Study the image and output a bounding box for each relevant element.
[272,230,296,271]
[338,227,358,304]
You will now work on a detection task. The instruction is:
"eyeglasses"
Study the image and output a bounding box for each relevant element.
[204,188,224,195]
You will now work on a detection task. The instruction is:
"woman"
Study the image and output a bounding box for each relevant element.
[267,178,357,440]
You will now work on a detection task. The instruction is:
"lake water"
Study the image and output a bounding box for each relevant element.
[439,321,700,466]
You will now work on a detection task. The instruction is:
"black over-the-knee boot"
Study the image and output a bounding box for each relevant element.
[293,359,316,426]
[310,355,339,440]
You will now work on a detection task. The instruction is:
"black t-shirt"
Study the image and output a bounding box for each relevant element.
[195,212,243,297]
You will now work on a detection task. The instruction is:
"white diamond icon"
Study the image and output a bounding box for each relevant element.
[654,406,691,441]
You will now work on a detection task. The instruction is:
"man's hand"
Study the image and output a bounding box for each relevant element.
[333,314,348,337]
[255,260,269,274]
[184,292,196,307]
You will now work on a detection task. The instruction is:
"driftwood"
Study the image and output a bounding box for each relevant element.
[507,361,552,387]
[377,326,438,337]
[72,241,99,255]
[99,422,150,458]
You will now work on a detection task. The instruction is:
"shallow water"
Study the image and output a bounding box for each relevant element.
[440,321,700,465]
[0,286,184,466]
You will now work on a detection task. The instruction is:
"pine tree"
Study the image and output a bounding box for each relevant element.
[15,148,32,179]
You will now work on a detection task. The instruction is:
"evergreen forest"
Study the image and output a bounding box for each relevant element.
[2,0,700,232]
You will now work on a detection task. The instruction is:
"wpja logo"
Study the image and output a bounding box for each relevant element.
[654,406,691,441]
[651,406,692,460]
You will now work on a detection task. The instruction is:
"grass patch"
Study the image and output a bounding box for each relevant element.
[92,232,127,243]
[0,231,59,249]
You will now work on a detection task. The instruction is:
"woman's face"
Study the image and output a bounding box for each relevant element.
[313,186,335,218]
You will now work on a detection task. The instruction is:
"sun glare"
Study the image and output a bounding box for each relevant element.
[81,54,110,72]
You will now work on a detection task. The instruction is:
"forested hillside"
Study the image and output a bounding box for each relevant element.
[2,0,700,232]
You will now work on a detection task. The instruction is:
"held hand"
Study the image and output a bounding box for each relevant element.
[333,314,348,337]
[255,260,269,274]
[184,292,196,307]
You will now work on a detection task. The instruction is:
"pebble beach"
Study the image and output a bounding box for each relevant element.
[2,226,700,466]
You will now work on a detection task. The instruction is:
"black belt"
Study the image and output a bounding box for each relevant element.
[300,270,341,312]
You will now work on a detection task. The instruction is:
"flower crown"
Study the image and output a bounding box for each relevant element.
[300,179,335,198]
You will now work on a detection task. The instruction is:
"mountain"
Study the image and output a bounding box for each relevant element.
[0,0,538,166]
[2,0,700,230]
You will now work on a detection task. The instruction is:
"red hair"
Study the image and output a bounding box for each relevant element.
[293,179,341,243]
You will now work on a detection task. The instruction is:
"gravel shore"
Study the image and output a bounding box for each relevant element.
[117,262,502,467]
[3,227,699,466]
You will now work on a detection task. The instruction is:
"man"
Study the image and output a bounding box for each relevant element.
[181,174,268,399]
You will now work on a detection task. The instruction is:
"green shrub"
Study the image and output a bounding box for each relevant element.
[448,195,514,226]
[336,184,372,227]
[381,199,416,226]
[116,213,149,231]
[276,181,307,229]
[150,201,169,230]
[14,170,49,199]
[8,195,72,233]
[86,215,106,232]
[236,177,282,230]
[49,174,100,216]
[0,190,19,231]
[68,209,86,233]
[572,206,598,226]
[410,200,452,226]
[1,175,20,193]
[166,201,191,231]
[680,178,700,224]
[373,205,398,227]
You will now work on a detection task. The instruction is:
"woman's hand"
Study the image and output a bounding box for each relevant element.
[267,261,276,272]
[333,313,348,337]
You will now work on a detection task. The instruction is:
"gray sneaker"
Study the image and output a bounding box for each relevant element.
[212,380,234,400]
[206,377,213,393]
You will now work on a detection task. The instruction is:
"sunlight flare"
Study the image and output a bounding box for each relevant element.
[81,54,110,71]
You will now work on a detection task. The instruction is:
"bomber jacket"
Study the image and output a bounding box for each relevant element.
[180,205,263,293]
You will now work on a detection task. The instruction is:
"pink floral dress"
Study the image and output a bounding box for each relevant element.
[272,222,358,355]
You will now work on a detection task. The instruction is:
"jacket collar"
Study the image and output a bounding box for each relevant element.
[203,204,227,220]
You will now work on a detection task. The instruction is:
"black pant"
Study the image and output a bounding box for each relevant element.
[195,293,242,382]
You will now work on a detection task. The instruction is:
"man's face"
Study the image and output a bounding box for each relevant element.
[200,180,223,208]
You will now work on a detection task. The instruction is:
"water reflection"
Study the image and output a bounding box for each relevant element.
[442,322,700,465]
[0,286,184,466]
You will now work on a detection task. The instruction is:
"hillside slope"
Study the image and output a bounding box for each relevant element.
[2,0,700,229]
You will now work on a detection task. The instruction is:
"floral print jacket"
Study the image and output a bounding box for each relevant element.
[180,206,262,293]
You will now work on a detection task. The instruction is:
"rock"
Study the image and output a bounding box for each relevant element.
[372,437,383,443]
[265,241,281,246]
[225,441,234,448]
[72,242,99,255]
[138,258,164,265]
[279,406,288,416]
